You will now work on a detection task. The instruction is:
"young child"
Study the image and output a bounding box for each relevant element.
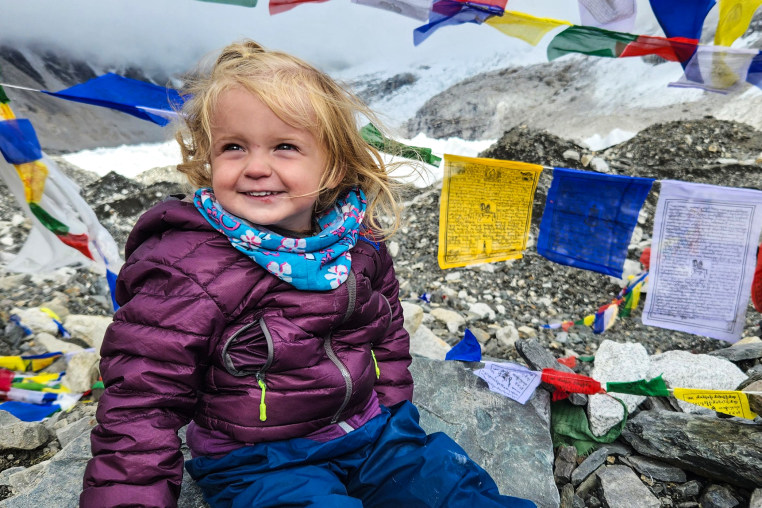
[81,40,535,508]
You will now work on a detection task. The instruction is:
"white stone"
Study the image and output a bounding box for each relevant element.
[401,302,424,335]
[35,332,84,354]
[387,241,399,258]
[496,324,519,349]
[63,314,113,351]
[410,324,451,360]
[587,340,650,436]
[563,150,581,161]
[590,157,610,173]
[10,307,59,335]
[62,351,100,394]
[517,325,537,338]
[468,302,495,320]
[610,259,642,288]
[445,271,462,281]
[648,350,749,414]
[430,307,466,334]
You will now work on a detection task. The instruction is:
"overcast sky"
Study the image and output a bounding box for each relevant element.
[0,0,584,75]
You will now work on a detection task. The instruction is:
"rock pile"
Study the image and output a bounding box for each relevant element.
[0,117,761,506]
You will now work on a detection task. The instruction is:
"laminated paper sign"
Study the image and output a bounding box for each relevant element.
[642,180,762,342]
[672,388,758,420]
[438,154,542,269]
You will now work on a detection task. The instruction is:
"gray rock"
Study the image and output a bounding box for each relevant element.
[62,314,113,351]
[672,480,702,499]
[647,351,748,414]
[554,445,577,485]
[699,484,739,508]
[621,455,687,483]
[601,442,632,457]
[597,465,660,508]
[516,339,587,406]
[61,351,100,393]
[622,410,762,488]
[55,415,97,449]
[750,488,762,508]
[409,324,451,360]
[412,357,559,507]
[708,343,762,362]
[401,301,424,335]
[571,447,608,487]
[560,483,574,508]
[575,464,605,500]
[0,412,51,451]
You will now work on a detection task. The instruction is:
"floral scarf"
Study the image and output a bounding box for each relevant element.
[193,187,366,291]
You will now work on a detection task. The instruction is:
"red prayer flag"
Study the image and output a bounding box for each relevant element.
[541,368,605,395]
[557,356,577,368]
[269,0,329,14]
[619,35,698,63]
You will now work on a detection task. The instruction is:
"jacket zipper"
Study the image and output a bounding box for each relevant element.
[369,295,393,380]
[324,270,357,424]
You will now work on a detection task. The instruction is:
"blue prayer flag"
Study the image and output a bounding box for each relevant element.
[537,167,654,278]
[747,51,762,89]
[648,0,715,41]
[0,401,60,422]
[414,0,502,45]
[0,119,42,164]
[43,73,184,126]
[445,328,482,362]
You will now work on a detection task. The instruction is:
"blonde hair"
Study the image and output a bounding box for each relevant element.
[175,39,403,238]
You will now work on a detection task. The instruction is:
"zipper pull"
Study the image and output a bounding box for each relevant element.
[257,374,267,422]
[371,350,380,379]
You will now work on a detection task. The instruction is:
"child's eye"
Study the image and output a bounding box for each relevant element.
[275,143,298,151]
[222,143,243,152]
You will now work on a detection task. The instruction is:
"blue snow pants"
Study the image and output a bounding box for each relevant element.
[186,401,536,508]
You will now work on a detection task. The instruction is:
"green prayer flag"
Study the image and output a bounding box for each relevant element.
[360,123,442,166]
[606,375,669,397]
[0,85,9,105]
[29,203,70,235]
[547,25,639,61]
[551,398,628,455]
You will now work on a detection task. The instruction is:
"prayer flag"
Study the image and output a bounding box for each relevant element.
[269,0,329,14]
[438,155,542,269]
[473,361,542,404]
[592,303,619,334]
[618,35,698,63]
[0,369,13,392]
[0,119,42,164]
[485,11,571,46]
[0,401,61,422]
[642,180,762,342]
[669,45,760,93]
[43,73,183,126]
[197,0,257,5]
[714,0,762,46]
[606,375,670,397]
[352,0,432,21]
[547,25,638,60]
[414,0,503,45]
[445,329,482,361]
[360,124,441,166]
[746,50,762,88]
[541,368,605,395]
[648,0,716,40]
[672,388,758,419]
[579,0,636,32]
[536,167,654,278]
[551,399,627,455]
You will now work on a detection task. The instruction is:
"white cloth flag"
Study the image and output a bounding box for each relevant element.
[578,0,636,32]
[473,361,542,404]
[351,0,432,21]
[642,180,762,342]
[669,46,759,94]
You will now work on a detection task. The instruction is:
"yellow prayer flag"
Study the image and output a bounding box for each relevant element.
[486,10,572,46]
[438,155,542,269]
[0,356,27,371]
[714,0,762,46]
[672,388,758,420]
[0,103,15,121]
[14,160,49,203]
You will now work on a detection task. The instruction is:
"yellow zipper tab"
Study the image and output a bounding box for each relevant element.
[257,377,267,421]
[371,350,380,379]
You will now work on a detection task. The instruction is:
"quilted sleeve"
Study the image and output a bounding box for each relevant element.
[371,242,414,407]
[80,258,224,508]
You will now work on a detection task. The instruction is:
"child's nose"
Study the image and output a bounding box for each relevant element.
[242,152,272,178]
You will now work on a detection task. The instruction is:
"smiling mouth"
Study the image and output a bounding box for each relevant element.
[245,191,280,197]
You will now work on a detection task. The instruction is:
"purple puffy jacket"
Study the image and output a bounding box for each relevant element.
[80,197,413,507]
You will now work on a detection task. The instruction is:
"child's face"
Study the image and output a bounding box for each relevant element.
[209,86,328,233]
